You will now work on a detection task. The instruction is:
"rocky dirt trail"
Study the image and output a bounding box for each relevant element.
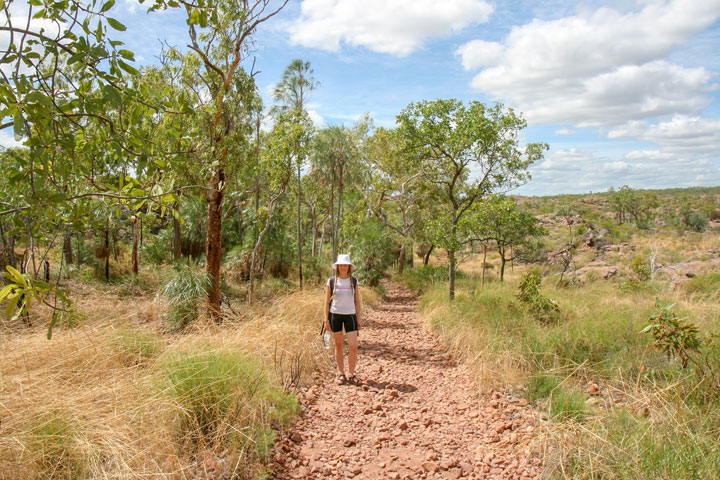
[270,282,543,479]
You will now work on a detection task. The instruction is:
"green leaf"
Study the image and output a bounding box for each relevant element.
[117,59,138,75]
[100,0,115,13]
[48,311,58,340]
[106,17,126,31]
[188,9,201,24]
[103,84,122,106]
[6,266,27,287]
[24,91,52,107]
[0,284,14,302]
[13,111,24,141]
[118,49,134,61]
[5,298,19,319]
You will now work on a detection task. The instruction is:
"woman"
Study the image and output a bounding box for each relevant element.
[324,254,362,385]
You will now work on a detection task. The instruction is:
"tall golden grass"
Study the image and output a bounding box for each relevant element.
[0,280,382,479]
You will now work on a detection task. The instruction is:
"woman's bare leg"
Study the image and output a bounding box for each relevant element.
[333,331,345,375]
[346,331,358,377]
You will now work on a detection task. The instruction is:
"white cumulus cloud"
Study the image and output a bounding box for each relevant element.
[287,0,494,57]
[458,0,720,127]
[456,40,503,69]
[308,109,326,128]
[613,115,720,156]
[516,146,719,195]
[0,130,25,150]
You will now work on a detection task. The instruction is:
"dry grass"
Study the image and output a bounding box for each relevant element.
[419,295,527,391]
[0,279,378,479]
[0,324,180,479]
[406,244,720,479]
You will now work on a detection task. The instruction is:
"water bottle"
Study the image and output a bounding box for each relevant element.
[323,331,331,349]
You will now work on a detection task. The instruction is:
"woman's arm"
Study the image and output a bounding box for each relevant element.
[324,284,332,331]
[354,285,362,329]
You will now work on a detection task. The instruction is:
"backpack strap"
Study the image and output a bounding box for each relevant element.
[329,276,358,297]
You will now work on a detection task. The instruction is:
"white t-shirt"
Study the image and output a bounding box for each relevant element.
[327,276,357,314]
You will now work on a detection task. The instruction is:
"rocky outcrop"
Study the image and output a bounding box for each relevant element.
[574,261,623,280]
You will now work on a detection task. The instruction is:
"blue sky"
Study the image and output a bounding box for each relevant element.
[4,0,720,196]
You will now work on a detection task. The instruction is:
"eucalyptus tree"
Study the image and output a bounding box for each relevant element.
[362,126,424,273]
[0,0,195,326]
[397,99,547,300]
[158,0,287,318]
[462,195,546,282]
[310,117,371,259]
[248,117,294,300]
[300,169,328,257]
[272,59,318,287]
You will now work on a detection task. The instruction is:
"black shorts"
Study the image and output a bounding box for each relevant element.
[329,313,358,333]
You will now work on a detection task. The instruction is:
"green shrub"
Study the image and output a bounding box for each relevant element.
[302,253,333,285]
[345,217,398,286]
[641,300,700,369]
[162,265,210,331]
[517,270,560,323]
[630,254,651,281]
[163,349,299,456]
[642,300,720,398]
[397,264,451,293]
[681,209,709,232]
[141,229,174,265]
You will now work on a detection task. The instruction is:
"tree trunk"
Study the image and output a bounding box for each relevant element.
[131,216,139,275]
[337,161,344,252]
[63,226,73,265]
[250,189,285,301]
[140,217,143,247]
[499,249,506,282]
[206,167,225,321]
[408,240,414,268]
[481,243,487,288]
[173,211,182,260]
[297,160,303,288]
[311,206,317,257]
[398,244,405,274]
[330,176,337,261]
[423,244,434,265]
[448,248,456,301]
[104,227,110,282]
[319,216,327,256]
[75,233,81,268]
[237,203,244,244]
[0,220,17,268]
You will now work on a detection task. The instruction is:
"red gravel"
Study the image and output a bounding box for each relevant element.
[270,282,543,479]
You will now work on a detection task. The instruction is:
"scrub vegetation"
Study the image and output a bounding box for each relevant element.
[399,187,720,479]
[1,0,718,477]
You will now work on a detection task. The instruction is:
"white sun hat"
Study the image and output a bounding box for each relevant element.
[332,253,355,271]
